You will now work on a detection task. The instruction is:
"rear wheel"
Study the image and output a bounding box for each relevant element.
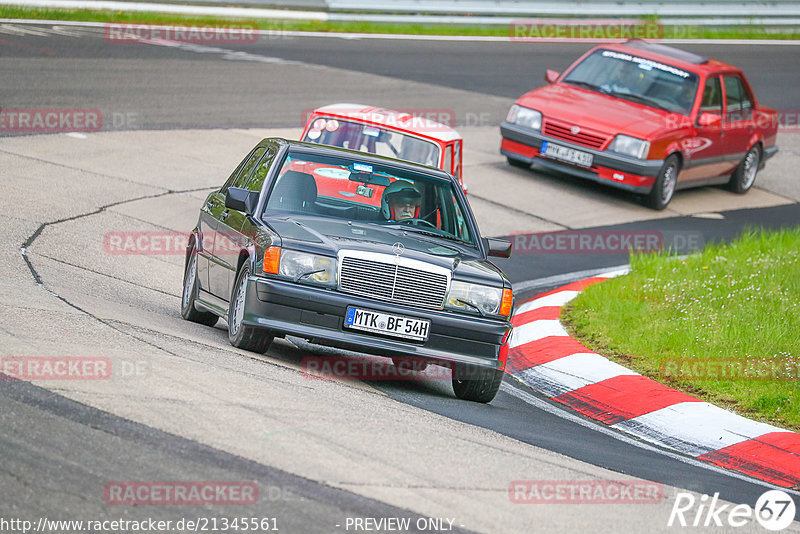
[228,263,274,353]
[645,154,680,210]
[728,144,760,194]
[452,364,504,403]
[181,251,218,326]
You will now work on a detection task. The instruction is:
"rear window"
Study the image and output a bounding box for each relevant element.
[302,117,440,168]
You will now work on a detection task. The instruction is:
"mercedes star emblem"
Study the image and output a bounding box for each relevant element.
[392,242,405,256]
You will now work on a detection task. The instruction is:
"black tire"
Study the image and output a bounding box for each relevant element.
[507,156,530,169]
[181,251,218,326]
[645,154,680,210]
[452,364,504,403]
[728,144,760,194]
[228,263,274,353]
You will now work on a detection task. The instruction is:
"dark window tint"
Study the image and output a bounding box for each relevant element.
[233,146,266,189]
[723,76,753,121]
[245,148,276,192]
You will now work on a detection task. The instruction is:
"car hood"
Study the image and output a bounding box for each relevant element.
[267,216,506,286]
[518,83,679,139]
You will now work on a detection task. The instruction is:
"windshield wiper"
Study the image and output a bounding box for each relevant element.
[564,80,605,93]
[383,224,473,247]
[606,91,671,112]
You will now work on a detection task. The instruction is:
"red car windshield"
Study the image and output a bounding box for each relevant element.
[302,117,441,168]
[563,49,699,115]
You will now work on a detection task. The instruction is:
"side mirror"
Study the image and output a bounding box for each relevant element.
[697,112,722,127]
[225,187,259,215]
[484,238,512,258]
[545,69,560,84]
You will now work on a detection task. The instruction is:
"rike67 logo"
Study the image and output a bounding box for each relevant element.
[668,489,796,531]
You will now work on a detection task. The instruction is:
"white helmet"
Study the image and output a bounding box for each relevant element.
[380,180,421,220]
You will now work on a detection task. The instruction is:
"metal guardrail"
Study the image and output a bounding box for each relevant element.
[7,0,800,25]
[326,0,800,17]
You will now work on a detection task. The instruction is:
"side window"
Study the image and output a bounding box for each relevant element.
[699,76,722,114]
[723,76,753,121]
[245,148,276,192]
[453,141,462,179]
[221,146,266,194]
[233,146,266,189]
[443,144,453,173]
[220,147,257,192]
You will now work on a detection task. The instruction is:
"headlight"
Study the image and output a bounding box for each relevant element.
[446,281,513,317]
[609,135,650,159]
[507,105,542,131]
[264,248,336,286]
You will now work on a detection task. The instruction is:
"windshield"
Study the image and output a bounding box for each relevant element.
[302,117,441,168]
[264,150,475,246]
[563,49,699,115]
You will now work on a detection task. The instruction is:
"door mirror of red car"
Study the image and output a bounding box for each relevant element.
[697,112,722,127]
[545,69,560,84]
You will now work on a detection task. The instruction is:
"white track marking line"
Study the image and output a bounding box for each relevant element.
[518,353,638,397]
[613,402,789,457]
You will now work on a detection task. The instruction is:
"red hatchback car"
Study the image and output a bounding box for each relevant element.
[501,41,779,209]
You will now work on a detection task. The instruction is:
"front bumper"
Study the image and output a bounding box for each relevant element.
[243,277,512,370]
[500,122,664,194]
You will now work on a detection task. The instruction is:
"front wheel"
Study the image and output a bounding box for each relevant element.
[181,251,218,326]
[645,155,680,210]
[728,144,760,194]
[452,364,504,403]
[228,263,274,353]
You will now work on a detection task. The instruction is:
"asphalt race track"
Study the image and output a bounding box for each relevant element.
[2,22,800,532]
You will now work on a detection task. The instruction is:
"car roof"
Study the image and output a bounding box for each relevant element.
[309,103,462,143]
[268,138,457,182]
[594,41,737,75]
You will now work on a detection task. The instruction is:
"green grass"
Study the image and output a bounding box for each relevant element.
[563,227,800,431]
[1,5,799,40]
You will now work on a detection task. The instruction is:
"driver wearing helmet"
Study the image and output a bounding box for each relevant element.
[381,180,422,222]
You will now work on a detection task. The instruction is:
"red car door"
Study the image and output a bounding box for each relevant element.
[681,74,729,181]
[720,74,757,170]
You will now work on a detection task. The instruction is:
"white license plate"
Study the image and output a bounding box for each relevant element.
[344,307,430,341]
[541,141,594,168]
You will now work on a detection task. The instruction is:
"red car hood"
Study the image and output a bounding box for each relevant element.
[518,84,682,140]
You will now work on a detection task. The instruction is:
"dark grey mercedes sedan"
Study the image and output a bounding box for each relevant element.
[181,138,513,402]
